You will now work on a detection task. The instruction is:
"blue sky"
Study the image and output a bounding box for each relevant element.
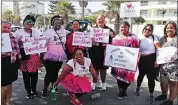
[44,1,107,14]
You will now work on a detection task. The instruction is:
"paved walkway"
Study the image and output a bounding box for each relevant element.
[11,67,177,105]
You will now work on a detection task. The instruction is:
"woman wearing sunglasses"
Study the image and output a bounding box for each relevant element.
[41,16,70,98]
[15,15,42,99]
[136,24,161,104]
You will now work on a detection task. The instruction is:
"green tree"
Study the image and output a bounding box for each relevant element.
[86,15,97,24]
[13,16,21,26]
[48,1,60,14]
[132,17,146,24]
[103,1,125,34]
[55,1,76,28]
[36,16,50,26]
[2,10,13,23]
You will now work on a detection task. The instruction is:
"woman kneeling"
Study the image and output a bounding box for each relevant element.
[55,48,97,105]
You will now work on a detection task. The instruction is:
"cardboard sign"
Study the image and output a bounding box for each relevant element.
[72,32,92,47]
[104,44,139,71]
[90,28,110,43]
[157,47,177,64]
[120,2,140,18]
[1,33,12,52]
[23,36,47,55]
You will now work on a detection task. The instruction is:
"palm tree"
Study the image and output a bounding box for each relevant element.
[13,16,21,26]
[2,10,14,23]
[103,1,125,34]
[79,1,88,19]
[55,1,76,28]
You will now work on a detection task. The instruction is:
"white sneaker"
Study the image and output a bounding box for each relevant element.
[92,83,96,90]
[101,83,106,91]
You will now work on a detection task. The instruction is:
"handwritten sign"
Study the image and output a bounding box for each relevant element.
[90,28,110,43]
[120,2,140,18]
[1,33,12,52]
[104,44,139,71]
[23,36,47,55]
[157,47,177,64]
[72,32,92,47]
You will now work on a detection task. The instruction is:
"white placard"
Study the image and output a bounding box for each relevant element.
[157,47,177,64]
[1,33,12,52]
[90,28,110,43]
[72,32,92,47]
[104,44,140,71]
[23,36,47,55]
[120,2,140,18]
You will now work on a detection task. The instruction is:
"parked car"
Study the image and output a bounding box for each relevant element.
[11,26,21,33]
[65,20,92,32]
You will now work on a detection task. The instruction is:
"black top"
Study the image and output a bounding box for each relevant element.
[88,25,115,70]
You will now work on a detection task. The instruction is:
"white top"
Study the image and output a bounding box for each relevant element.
[43,29,70,45]
[15,28,42,48]
[67,57,91,76]
[139,35,159,54]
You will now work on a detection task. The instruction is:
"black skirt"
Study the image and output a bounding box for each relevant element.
[1,56,20,86]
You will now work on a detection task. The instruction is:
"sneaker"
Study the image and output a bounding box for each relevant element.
[148,95,155,104]
[123,90,128,98]
[70,97,83,105]
[101,83,106,91]
[67,91,74,97]
[26,93,34,99]
[160,100,173,105]
[92,83,96,91]
[117,91,123,99]
[155,94,167,101]
[33,91,40,97]
[136,87,140,96]
[41,90,48,98]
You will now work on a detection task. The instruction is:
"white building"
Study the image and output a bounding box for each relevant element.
[75,8,92,17]
[13,1,20,15]
[140,1,177,25]
[1,2,13,13]
[19,1,45,23]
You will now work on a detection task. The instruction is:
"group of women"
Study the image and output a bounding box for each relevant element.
[1,14,177,105]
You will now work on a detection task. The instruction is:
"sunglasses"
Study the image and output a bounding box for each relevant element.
[25,20,35,25]
[145,28,151,32]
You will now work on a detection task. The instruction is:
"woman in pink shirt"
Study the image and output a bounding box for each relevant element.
[111,21,140,99]
[41,16,70,98]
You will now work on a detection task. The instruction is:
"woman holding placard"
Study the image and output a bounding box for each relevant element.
[136,24,161,104]
[155,21,177,105]
[54,48,97,105]
[65,20,87,60]
[88,14,115,91]
[15,15,42,99]
[1,21,21,105]
[41,16,70,98]
[111,21,140,99]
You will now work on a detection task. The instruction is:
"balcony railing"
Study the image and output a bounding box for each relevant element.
[140,14,152,18]
[155,14,177,18]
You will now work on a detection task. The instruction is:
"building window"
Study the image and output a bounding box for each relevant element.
[168,9,177,16]
[140,10,147,15]
[158,2,166,5]
[141,1,148,6]
[157,10,166,16]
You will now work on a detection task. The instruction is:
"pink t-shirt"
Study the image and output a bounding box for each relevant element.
[43,29,70,62]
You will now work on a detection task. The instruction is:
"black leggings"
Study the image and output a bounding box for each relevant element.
[43,60,63,90]
[137,53,156,93]
[117,79,131,91]
[22,71,38,94]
